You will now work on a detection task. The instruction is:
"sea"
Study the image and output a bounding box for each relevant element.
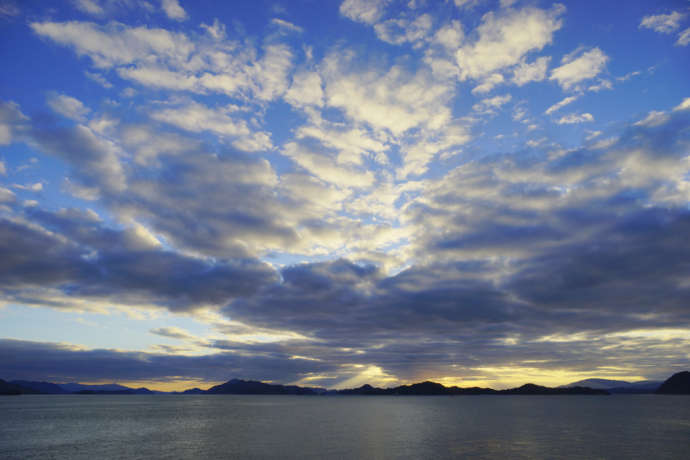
[1,394,689,459]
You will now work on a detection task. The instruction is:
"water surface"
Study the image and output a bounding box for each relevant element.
[1,395,688,459]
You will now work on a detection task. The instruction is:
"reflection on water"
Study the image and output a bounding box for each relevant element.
[1,395,689,459]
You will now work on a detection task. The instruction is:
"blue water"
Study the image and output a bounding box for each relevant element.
[1,395,689,459]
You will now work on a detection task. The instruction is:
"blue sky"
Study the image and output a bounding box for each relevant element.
[0,0,689,390]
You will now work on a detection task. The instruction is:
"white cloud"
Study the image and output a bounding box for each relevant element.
[322,56,453,136]
[340,0,390,25]
[374,13,433,46]
[472,73,504,94]
[585,130,602,140]
[433,20,464,50]
[30,21,195,69]
[0,186,15,203]
[588,79,612,92]
[252,44,294,101]
[283,141,375,189]
[545,95,578,115]
[549,47,608,90]
[150,101,272,152]
[454,0,483,9]
[512,56,550,86]
[296,120,388,167]
[271,18,303,34]
[0,161,6,176]
[200,18,226,40]
[473,94,511,112]
[677,28,690,46]
[673,97,690,111]
[161,0,187,21]
[12,182,43,192]
[285,71,324,107]
[31,21,293,102]
[73,0,104,15]
[84,71,113,88]
[634,110,669,128]
[455,5,564,80]
[639,11,684,34]
[47,93,91,122]
[557,112,593,124]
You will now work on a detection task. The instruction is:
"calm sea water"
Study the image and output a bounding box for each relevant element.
[1,395,689,459]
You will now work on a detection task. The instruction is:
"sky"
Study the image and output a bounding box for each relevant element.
[0,0,689,391]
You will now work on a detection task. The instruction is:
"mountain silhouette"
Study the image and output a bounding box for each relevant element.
[655,371,690,394]
[10,380,69,394]
[206,379,323,395]
[560,378,661,393]
[3,371,687,395]
[0,379,39,395]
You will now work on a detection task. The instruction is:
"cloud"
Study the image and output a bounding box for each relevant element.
[321,54,453,136]
[285,71,324,107]
[30,122,126,194]
[0,338,338,384]
[454,0,483,9]
[0,101,28,145]
[73,0,104,16]
[271,18,303,34]
[374,13,433,46]
[150,100,273,152]
[339,0,390,25]
[674,97,690,111]
[634,110,670,127]
[556,112,593,124]
[550,47,608,90]
[677,28,690,46]
[455,4,564,80]
[512,56,550,86]
[282,141,375,189]
[0,209,278,312]
[473,94,511,112]
[3,103,690,387]
[639,11,685,34]
[30,21,293,102]
[472,73,504,94]
[0,187,15,203]
[161,0,187,21]
[46,93,90,122]
[150,326,195,340]
[433,20,464,50]
[545,95,578,115]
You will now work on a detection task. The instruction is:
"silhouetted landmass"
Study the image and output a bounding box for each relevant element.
[180,388,205,394]
[0,379,40,395]
[656,371,690,394]
[499,383,608,395]
[337,381,497,395]
[206,378,324,395]
[3,371,687,395]
[60,382,136,393]
[10,380,69,394]
[337,381,607,395]
[561,378,661,393]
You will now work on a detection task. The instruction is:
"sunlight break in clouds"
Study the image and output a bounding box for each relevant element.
[0,0,689,390]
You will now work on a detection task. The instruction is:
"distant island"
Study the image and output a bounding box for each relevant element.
[3,371,688,396]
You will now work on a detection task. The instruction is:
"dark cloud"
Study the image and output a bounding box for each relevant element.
[0,209,277,311]
[0,339,336,384]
